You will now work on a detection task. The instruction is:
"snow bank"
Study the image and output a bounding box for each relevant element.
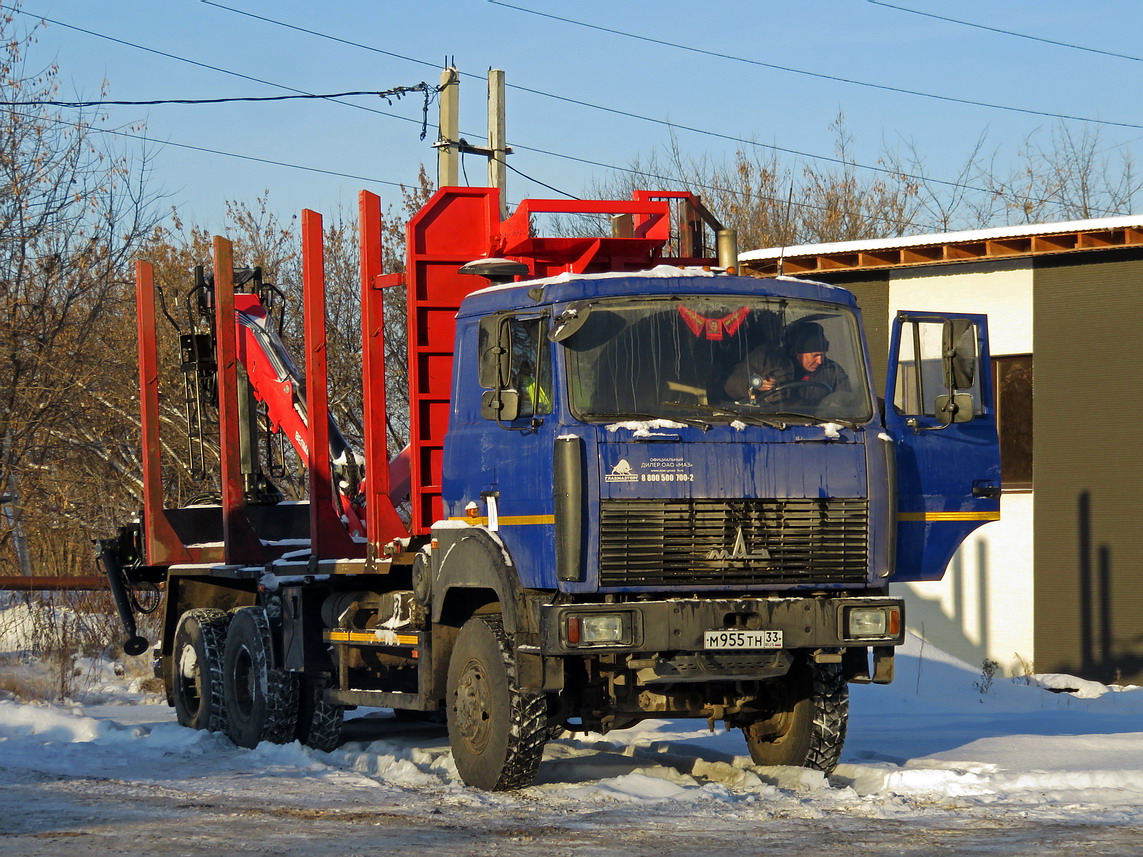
[4,613,1143,824]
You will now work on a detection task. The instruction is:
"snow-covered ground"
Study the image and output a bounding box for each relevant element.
[3,629,1143,855]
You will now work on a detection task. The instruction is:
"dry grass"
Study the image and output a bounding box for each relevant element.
[0,589,163,702]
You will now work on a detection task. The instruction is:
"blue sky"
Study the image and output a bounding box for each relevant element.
[12,1,1143,237]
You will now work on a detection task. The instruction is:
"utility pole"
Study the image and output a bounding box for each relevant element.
[434,64,512,212]
[487,69,508,219]
[437,66,460,187]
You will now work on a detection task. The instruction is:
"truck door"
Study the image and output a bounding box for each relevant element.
[883,311,1001,582]
[470,312,558,588]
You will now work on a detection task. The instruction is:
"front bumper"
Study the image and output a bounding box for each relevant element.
[539,595,904,656]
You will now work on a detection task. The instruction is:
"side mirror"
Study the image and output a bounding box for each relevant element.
[943,319,977,391]
[549,301,591,342]
[478,316,511,388]
[481,388,520,422]
[935,392,975,425]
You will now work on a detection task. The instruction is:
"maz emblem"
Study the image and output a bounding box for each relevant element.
[706,527,771,561]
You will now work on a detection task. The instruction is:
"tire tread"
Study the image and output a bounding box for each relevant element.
[173,608,230,733]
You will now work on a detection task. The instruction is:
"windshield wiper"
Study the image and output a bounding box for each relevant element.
[709,409,787,430]
[769,412,861,431]
[584,410,710,431]
[664,399,789,430]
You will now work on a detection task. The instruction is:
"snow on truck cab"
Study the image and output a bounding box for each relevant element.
[98,187,1000,791]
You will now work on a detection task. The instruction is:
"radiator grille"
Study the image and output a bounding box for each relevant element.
[598,498,868,587]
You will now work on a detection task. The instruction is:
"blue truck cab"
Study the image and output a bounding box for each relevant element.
[435,265,999,777]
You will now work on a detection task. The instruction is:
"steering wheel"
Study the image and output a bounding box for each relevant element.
[752,380,834,401]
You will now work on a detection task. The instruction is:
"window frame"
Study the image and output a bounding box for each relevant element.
[992,352,1033,492]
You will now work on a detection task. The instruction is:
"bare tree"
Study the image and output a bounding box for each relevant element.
[586,115,924,252]
[986,122,1141,224]
[0,9,161,576]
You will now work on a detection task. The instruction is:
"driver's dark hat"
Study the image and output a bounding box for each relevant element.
[789,321,829,354]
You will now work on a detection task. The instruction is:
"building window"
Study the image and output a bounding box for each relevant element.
[993,354,1033,490]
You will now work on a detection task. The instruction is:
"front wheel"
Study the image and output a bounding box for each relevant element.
[222,606,299,748]
[446,615,547,790]
[741,657,848,774]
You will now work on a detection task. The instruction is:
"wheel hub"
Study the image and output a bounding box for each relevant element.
[231,645,255,725]
[453,657,491,753]
[176,642,201,712]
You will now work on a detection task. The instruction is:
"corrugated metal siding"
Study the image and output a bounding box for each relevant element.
[1033,256,1143,683]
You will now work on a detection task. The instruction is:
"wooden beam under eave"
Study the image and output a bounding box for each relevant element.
[1031,234,1078,252]
[816,253,859,270]
[900,246,943,264]
[748,261,779,276]
[780,257,816,274]
[943,241,986,260]
[858,249,902,268]
[1124,227,1143,245]
[1077,229,1118,249]
[986,237,1032,256]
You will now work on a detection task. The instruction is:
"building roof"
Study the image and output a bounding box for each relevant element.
[739,213,1143,277]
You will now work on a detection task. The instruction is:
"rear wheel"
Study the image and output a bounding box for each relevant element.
[222,606,299,748]
[741,657,848,774]
[294,679,343,752]
[446,615,547,790]
[172,608,230,732]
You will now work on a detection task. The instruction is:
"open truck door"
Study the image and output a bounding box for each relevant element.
[884,311,1001,581]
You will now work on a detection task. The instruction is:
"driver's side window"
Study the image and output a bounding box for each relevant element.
[508,318,551,417]
[478,315,551,418]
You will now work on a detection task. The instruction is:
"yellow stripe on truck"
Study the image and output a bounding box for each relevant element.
[447,515,556,526]
[324,630,419,647]
[896,511,1001,522]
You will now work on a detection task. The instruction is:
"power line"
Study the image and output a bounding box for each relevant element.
[485,0,1143,132]
[196,1,995,200]
[196,2,1131,222]
[110,130,408,187]
[867,1,1143,64]
[2,87,430,108]
[10,5,1124,224]
[200,1,440,72]
[19,111,411,189]
[3,4,432,131]
[20,104,903,226]
[198,0,1142,217]
[501,159,581,200]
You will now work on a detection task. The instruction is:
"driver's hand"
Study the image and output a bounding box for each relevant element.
[759,374,776,391]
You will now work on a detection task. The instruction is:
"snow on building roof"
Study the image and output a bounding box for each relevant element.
[740,213,1143,276]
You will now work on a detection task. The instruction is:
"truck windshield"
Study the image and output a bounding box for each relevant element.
[560,296,873,424]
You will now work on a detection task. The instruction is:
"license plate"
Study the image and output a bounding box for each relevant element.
[703,629,783,650]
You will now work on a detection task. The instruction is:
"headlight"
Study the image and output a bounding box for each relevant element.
[564,612,633,647]
[845,606,901,640]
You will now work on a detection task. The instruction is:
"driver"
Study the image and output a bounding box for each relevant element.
[725,321,849,406]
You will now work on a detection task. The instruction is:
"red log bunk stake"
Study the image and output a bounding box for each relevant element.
[135,260,192,566]
[302,209,365,559]
[212,237,263,565]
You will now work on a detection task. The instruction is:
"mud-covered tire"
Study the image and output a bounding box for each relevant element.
[742,657,848,774]
[294,680,343,752]
[172,608,230,732]
[446,615,547,790]
[222,606,299,748]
